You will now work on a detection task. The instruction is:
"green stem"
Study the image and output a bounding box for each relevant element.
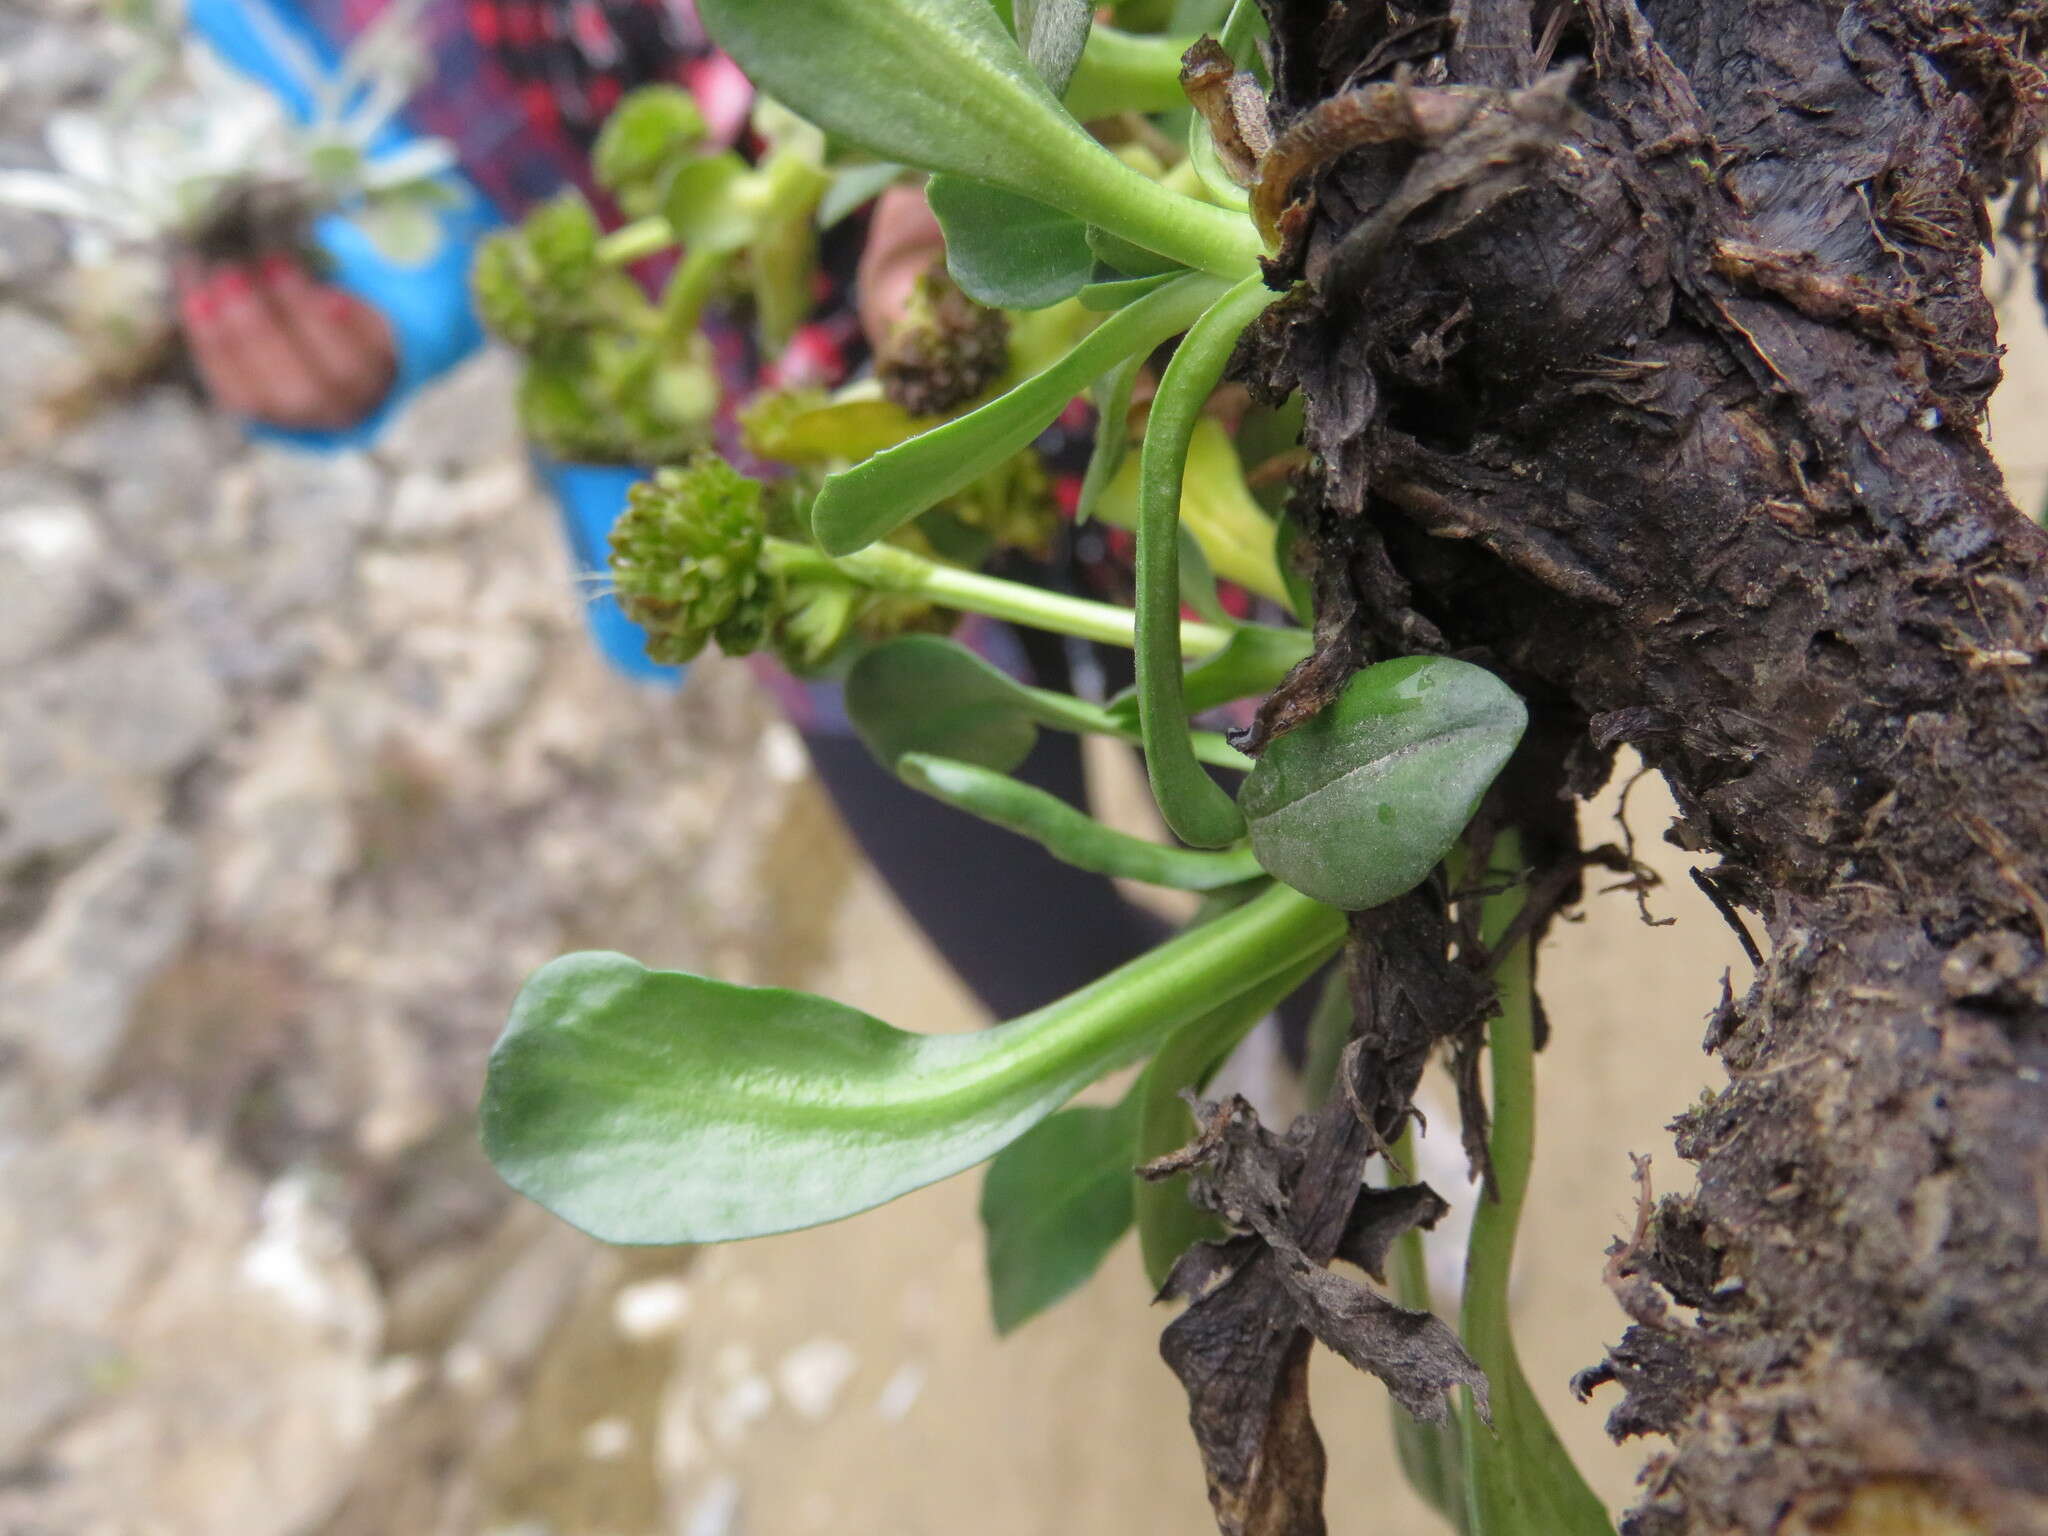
[1458,832,1615,1535]
[596,215,674,267]
[745,148,832,349]
[1063,27,1199,120]
[898,753,1266,889]
[1011,680,1250,771]
[1075,350,1144,527]
[656,244,730,345]
[767,537,1237,658]
[983,881,1345,1100]
[1390,1123,1474,1535]
[1135,273,1278,847]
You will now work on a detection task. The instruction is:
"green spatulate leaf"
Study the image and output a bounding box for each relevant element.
[1240,657,1527,911]
[928,175,1093,310]
[695,0,1257,276]
[846,635,1043,774]
[482,883,1345,1244]
[812,271,1225,555]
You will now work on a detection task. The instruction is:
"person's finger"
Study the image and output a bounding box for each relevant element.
[258,256,396,418]
[206,264,347,428]
[179,263,270,418]
[857,185,947,351]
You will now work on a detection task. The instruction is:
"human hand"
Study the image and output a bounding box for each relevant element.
[177,253,398,432]
[855,184,947,353]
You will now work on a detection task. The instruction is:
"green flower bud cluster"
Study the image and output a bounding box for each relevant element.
[944,448,1058,558]
[877,264,1011,418]
[474,188,720,464]
[611,458,776,665]
[609,457,948,672]
[591,86,708,219]
[471,192,604,350]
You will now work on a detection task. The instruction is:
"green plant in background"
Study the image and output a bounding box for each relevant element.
[0,0,462,267]
[478,3,1613,1530]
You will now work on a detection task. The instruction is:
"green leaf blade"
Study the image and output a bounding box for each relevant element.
[980,1097,1137,1333]
[696,0,1257,275]
[481,884,1345,1244]
[813,270,1225,554]
[1240,657,1527,911]
[928,175,1094,310]
[845,633,1043,774]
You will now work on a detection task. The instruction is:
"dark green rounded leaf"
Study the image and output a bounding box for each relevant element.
[846,634,1041,773]
[980,1096,1137,1334]
[1240,657,1526,911]
[928,175,1093,310]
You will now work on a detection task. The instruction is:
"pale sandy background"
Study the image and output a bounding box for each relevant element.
[0,2,2043,1526]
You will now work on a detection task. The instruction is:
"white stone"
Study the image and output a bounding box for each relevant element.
[581,1414,636,1461]
[774,1338,856,1423]
[680,1475,743,1536]
[29,630,229,780]
[0,1117,380,1536]
[613,1276,693,1340]
[705,1374,774,1447]
[873,1362,926,1424]
[0,827,198,1101]
[0,500,108,666]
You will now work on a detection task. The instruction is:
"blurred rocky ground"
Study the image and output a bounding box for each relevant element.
[2,2,2045,1533]
[0,7,860,1531]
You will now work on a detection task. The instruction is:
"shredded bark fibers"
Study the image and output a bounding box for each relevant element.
[1152,0,2048,1529]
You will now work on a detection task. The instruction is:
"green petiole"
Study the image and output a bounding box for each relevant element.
[655,243,730,345]
[1010,676,1252,772]
[595,214,674,266]
[1134,271,1279,847]
[1390,1122,1474,1533]
[594,138,828,282]
[898,752,1267,889]
[1458,833,1616,1535]
[1063,26,1201,120]
[764,537,1236,658]
[845,634,1253,777]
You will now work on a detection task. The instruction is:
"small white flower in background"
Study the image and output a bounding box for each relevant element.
[0,0,461,266]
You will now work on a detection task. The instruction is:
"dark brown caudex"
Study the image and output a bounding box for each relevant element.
[1166,0,2048,1530]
